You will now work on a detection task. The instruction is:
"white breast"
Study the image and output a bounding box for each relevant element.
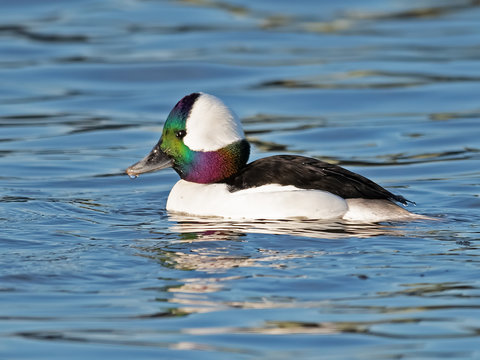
[166,180,348,220]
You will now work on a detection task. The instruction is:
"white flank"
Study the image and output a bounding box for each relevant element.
[183,93,245,152]
[165,180,424,222]
[343,198,425,222]
[166,180,349,220]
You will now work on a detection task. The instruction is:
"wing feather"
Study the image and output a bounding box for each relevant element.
[224,155,410,205]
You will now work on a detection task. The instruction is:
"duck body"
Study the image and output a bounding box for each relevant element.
[165,155,417,221]
[127,92,422,222]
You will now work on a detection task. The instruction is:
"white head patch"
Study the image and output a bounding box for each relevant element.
[183,93,245,152]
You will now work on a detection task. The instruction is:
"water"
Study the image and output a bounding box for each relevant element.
[1,0,480,358]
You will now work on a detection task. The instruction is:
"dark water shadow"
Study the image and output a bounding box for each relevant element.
[0,25,88,43]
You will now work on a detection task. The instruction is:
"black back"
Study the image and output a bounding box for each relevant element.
[224,155,410,205]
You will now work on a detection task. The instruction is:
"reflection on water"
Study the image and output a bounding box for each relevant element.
[167,214,407,240]
[255,70,480,90]
[132,229,480,348]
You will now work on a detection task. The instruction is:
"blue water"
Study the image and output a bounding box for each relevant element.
[1,1,480,359]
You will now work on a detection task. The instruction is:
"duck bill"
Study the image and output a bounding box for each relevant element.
[126,143,173,177]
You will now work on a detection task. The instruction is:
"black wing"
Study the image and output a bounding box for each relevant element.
[224,155,410,205]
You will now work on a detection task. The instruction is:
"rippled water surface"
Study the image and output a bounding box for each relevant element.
[1,0,480,359]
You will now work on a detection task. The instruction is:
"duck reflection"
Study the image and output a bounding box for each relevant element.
[168,213,404,241]
[137,214,412,276]
[132,218,468,341]
[135,215,410,316]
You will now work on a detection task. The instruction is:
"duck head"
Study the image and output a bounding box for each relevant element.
[126,93,250,183]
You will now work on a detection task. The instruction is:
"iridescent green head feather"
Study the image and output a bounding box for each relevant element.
[126,93,250,183]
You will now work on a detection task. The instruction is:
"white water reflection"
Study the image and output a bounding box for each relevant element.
[168,213,409,240]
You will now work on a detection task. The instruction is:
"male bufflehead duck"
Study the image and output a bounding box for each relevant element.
[127,92,423,222]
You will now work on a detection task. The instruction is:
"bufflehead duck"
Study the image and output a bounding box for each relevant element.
[127,92,423,222]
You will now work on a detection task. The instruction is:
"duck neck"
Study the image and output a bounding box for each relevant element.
[176,140,250,184]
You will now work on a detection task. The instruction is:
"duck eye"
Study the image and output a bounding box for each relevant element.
[175,130,186,139]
